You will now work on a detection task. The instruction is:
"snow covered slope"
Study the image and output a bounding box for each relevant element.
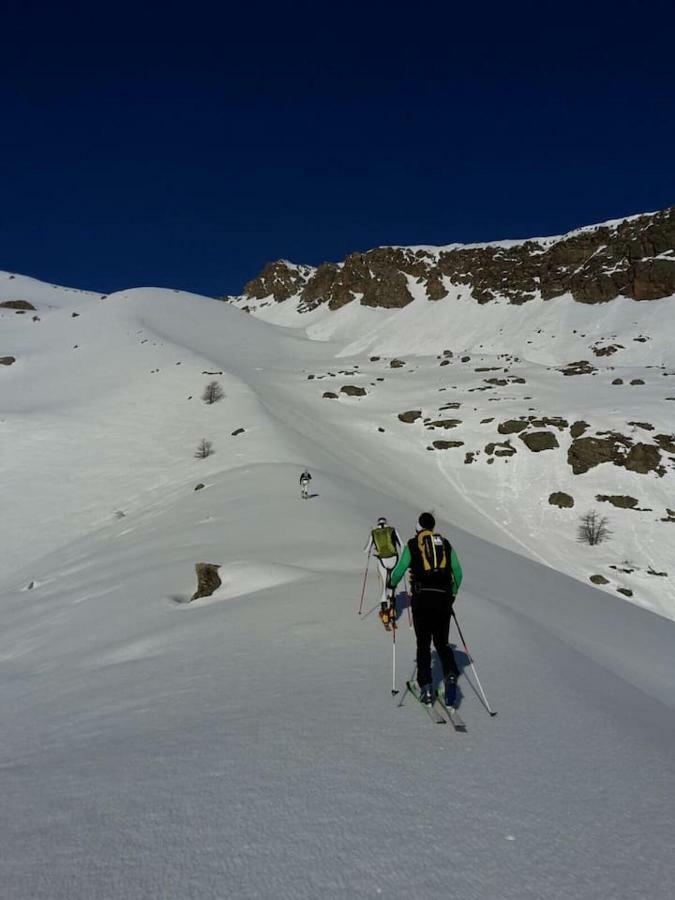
[1,271,675,899]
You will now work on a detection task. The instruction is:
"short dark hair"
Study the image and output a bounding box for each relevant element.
[418,512,435,530]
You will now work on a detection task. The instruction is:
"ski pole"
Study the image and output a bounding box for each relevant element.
[405,573,413,627]
[358,551,371,615]
[391,616,399,695]
[452,612,497,717]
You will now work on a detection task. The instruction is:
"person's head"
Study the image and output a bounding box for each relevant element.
[377,516,387,527]
[417,512,435,532]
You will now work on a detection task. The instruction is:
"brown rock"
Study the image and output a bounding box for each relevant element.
[595,495,638,509]
[570,421,589,438]
[520,431,559,452]
[432,440,464,449]
[340,385,367,396]
[0,300,36,310]
[426,418,462,429]
[590,575,609,585]
[390,359,406,368]
[622,443,662,475]
[654,434,675,453]
[0,356,16,366]
[191,563,222,601]
[485,441,517,457]
[398,410,422,423]
[549,492,575,508]
[498,419,528,434]
[323,392,338,399]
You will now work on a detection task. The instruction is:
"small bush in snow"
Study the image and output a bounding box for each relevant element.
[202,381,224,404]
[578,510,612,546]
[195,439,213,459]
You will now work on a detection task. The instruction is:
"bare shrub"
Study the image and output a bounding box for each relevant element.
[578,510,612,546]
[202,381,224,404]
[195,439,213,459]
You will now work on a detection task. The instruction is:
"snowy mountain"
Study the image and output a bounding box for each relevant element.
[225,207,675,619]
[2,246,675,899]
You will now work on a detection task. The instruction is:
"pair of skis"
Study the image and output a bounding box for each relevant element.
[404,681,466,732]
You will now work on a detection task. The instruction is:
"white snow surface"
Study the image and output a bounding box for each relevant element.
[1,272,675,899]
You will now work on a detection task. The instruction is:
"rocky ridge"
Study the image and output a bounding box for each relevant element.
[233,206,675,310]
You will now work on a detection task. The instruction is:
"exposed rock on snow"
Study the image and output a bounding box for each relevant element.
[596,495,639,509]
[340,385,367,396]
[398,410,422,423]
[549,492,575,508]
[520,431,559,452]
[0,300,36,310]
[191,562,222,600]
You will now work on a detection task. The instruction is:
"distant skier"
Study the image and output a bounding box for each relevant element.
[299,469,312,500]
[364,516,402,625]
[388,512,463,706]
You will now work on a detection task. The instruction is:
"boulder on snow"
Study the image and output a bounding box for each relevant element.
[231,428,246,436]
[589,575,610,585]
[398,410,422,423]
[191,563,222,601]
[519,430,559,452]
[596,495,638,509]
[431,440,464,450]
[0,356,16,366]
[426,418,462,429]
[322,391,338,399]
[340,385,367,396]
[0,300,36,310]
[498,419,528,435]
[389,358,406,368]
[549,492,575,508]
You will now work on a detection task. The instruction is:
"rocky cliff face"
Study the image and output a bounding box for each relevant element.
[238,206,675,310]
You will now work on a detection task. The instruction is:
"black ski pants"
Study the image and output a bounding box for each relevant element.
[411,589,458,687]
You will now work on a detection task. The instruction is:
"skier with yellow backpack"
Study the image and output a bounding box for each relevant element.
[388,512,463,706]
[364,517,402,626]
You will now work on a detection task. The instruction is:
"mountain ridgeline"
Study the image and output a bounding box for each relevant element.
[235,206,675,310]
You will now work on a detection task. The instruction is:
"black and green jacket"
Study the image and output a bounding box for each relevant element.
[390,532,463,596]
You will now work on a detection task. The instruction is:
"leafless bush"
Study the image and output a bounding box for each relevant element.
[202,381,224,404]
[195,439,213,459]
[578,510,612,546]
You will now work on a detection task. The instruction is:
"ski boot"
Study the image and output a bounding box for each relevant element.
[443,674,458,708]
[419,684,434,706]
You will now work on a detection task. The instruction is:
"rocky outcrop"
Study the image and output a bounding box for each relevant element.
[398,410,422,423]
[191,563,221,601]
[549,492,575,508]
[596,495,638,509]
[233,206,675,310]
[520,431,559,452]
[0,300,36,310]
[340,385,367,396]
[568,434,665,476]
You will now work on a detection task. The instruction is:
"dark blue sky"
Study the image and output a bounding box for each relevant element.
[1,0,674,297]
